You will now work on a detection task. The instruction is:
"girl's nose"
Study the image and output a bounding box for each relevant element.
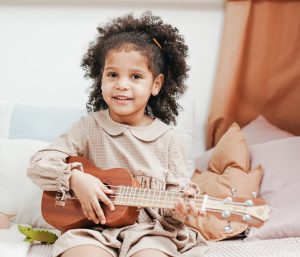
[116,77,130,90]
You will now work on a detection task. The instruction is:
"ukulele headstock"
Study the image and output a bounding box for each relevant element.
[202,194,270,228]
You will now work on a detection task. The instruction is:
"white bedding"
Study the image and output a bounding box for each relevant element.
[205,237,300,257]
[0,223,30,257]
[26,237,300,257]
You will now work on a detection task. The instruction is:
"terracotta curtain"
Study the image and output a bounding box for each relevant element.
[206,0,300,149]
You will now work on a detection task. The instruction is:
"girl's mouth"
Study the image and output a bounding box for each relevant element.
[112,96,133,103]
[113,96,133,100]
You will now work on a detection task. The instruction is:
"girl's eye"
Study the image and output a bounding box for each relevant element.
[107,72,117,78]
[132,74,142,80]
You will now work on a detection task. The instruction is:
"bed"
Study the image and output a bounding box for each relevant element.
[1,99,300,257]
[1,2,300,255]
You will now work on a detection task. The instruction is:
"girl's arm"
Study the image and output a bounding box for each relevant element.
[28,116,115,224]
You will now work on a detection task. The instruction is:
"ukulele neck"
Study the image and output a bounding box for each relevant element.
[113,186,183,209]
[112,186,269,222]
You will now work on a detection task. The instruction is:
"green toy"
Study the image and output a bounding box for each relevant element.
[18,225,58,244]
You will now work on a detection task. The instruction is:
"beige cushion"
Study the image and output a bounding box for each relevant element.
[195,115,294,173]
[186,123,263,241]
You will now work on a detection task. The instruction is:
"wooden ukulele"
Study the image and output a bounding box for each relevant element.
[41,156,270,232]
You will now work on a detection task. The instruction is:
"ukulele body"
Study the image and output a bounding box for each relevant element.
[42,156,140,232]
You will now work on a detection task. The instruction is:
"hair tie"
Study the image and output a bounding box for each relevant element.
[152,37,162,50]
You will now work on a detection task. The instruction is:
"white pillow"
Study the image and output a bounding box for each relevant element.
[174,92,196,178]
[0,100,13,139]
[0,139,51,228]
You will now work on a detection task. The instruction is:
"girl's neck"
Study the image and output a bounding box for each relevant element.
[108,109,154,127]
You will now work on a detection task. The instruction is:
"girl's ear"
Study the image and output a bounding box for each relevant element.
[152,74,164,96]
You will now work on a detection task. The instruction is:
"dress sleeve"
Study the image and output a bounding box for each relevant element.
[163,130,190,222]
[27,117,87,192]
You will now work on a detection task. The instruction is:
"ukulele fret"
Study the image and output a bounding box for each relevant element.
[113,186,178,208]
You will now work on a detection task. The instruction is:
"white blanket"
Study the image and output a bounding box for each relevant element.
[0,223,30,257]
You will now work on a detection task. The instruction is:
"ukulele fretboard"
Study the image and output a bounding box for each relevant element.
[112,186,189,209]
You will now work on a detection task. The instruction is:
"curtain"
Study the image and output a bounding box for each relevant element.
[206,0,300,149]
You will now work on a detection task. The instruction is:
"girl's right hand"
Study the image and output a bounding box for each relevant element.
[69,170,115,224]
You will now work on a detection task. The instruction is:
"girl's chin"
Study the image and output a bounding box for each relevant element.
[112,106,133,112]
[109,108,135,117]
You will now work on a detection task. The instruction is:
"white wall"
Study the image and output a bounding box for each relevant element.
[0,2,224,155]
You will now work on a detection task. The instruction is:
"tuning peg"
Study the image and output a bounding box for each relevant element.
[224,197,233,203]
[231,188,237,196]
[242,214,252,222]
[244,199,254,206]
[222,210,231,218]
[224,222,233,233]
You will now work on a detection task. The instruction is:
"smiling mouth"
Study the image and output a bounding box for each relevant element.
[112,96,133,101]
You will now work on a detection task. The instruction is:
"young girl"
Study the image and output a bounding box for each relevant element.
[28,12,207,257]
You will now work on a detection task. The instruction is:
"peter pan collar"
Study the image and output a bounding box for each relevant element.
[91,109,171,142]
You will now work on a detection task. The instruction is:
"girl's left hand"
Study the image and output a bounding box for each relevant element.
[174,187,205,218]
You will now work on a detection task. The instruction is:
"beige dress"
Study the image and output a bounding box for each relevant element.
[28,109,207,257]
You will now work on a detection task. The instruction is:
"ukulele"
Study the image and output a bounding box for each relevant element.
[41,156,270,232]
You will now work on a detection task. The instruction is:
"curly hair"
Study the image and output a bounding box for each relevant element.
[81,11,189,125]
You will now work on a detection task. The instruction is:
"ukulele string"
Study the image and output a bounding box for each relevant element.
[104,185,248,206]
[101,185,204,208]
[107,195,251,218]
[107,185,224,201]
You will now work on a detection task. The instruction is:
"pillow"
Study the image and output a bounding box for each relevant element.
[0,100,13,139]
[9,104,87,142]
[174,93,196,177]
[0,101,86,141]
[0,214,10,229]
[242,115,294,145]
[186,123,263,241]
[195,115,294,172]
[0,139,51,228]
[244,137,300,240]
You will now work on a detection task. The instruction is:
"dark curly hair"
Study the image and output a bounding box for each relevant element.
[81,11,189,125]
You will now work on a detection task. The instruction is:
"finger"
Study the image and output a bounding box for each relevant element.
[184,188,196,196]
[98,182,114,194]
[175,201,186,216]
[85,202,99,224]
[97,189,115,211]
[79,201,91,220]
[174,202,180,213]
[91,196,106,225]
[198,208,206,216]
[188,200,198,216]
[178,198,188,216]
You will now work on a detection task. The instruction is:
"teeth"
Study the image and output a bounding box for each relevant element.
[114,96,131,100]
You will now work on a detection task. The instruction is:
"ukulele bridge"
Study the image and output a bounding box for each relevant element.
[55,191,66,206]
[55,190,76,207]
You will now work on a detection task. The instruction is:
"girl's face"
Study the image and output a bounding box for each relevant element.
[101,49,163,126]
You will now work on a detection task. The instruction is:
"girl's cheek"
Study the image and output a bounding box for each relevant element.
[101,85,109,94]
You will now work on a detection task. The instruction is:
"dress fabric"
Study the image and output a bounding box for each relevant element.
[27,109,207,257]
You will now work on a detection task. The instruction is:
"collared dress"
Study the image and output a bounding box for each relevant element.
[28,109,207,257]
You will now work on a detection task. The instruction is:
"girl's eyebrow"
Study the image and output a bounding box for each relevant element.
[103,66,117,70]
[130,69,147,74]
[104,66,147,74]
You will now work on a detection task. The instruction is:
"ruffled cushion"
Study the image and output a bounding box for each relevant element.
[186,123,263,241]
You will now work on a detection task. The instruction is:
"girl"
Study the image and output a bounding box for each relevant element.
[28,12,207,257]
